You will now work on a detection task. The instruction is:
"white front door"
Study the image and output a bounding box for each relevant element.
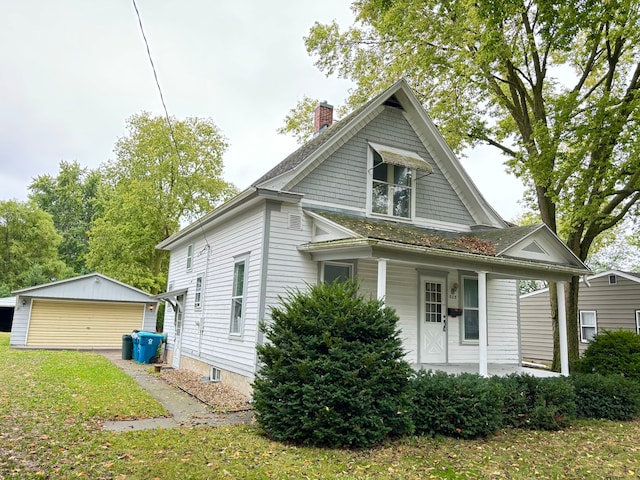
[171,295,184,368]
[420,277,447,363]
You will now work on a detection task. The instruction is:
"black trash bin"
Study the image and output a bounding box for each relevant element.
[122,334,133,360]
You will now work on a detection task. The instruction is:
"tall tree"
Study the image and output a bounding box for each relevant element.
[29,161,102,275]
[85,112,236,293]
[291,0,640,370]
[0,200,70,292]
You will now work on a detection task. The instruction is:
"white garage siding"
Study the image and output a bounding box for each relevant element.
[27,299,145,347]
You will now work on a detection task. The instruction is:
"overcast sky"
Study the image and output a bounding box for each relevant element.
[0,1,525,220]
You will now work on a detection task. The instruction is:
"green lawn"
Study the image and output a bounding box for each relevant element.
[1,333,638,479]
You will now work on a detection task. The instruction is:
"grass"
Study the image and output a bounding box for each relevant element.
[1,332,639,479]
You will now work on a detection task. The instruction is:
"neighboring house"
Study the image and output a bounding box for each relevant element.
[0,296,15,332]
[521,270,640,363]
[10,273,158,349]
[156,80,589,395]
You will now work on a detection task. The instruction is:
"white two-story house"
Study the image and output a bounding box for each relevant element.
[156,80,588,395]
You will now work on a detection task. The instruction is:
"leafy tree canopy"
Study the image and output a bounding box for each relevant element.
[0,200,71,292]
[86,112,237,293]
[29,160,101,275]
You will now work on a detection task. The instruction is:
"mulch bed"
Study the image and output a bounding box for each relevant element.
[159,367,253,413]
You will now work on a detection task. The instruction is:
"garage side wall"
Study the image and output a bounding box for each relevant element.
[9,297,30,346]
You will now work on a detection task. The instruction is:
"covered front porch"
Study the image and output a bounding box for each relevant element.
[300,211,591,378]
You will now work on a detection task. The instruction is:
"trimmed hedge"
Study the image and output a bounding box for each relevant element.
[252,281,414,448]
[493,374,576,430]
[574,330,640,381]
[570,373,640,421]
[410,370,504,438]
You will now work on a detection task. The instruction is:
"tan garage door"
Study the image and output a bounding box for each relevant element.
[27,299,145,347]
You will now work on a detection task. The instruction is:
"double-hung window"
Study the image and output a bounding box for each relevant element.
[372,150,413,218]
[635,310,640,334]
[186,244,193,271]
[579,310,597,342]
[194,275,203,309]
[462,277,479,342]
[322,262,353,284]
[230,257,248,335]
[368,143,432,220]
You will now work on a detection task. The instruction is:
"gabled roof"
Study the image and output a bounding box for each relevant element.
[520,269,640,298]
[12,273,156,303]
[254,79,506,228]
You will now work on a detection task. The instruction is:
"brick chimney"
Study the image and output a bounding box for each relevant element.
[313,101,333,133]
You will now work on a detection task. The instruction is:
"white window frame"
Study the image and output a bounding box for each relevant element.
[579,310,597,343]
[194,275,203,309]
[321,261,354,284]
[230,256,248,336]
[186,244,194,271]
[609,274,617,285]
[461,276,479,344]
[636,310,640,334]
[366,146,416,220]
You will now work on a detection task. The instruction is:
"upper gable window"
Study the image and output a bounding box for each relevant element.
[609,274,617,285]
[368,143,432,220]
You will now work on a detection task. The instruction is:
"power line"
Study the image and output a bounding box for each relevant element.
[131,0,181,158]
[131,0,212,249]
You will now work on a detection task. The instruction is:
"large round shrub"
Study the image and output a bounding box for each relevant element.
[252,280,414,448]
[575,330,640,381]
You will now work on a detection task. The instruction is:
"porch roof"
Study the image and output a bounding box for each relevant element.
[299,210,590,281]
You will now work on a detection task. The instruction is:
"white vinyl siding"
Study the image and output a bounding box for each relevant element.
[580,310,597,343]
[163,204,265,380]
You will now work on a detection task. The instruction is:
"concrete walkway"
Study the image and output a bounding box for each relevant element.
[100,351,254,432]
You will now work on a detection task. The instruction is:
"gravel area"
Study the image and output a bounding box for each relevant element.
[160,368,253,413]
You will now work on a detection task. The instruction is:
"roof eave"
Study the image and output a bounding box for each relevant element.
[298,237,590,279]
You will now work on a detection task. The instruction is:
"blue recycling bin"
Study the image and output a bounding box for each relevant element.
[137,331,164,364]
[131,332,141,362]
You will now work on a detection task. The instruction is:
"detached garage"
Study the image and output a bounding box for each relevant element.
[10,273,158,349]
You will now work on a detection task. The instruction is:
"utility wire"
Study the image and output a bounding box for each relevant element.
[132,0,181,159]
[131,0,212,248]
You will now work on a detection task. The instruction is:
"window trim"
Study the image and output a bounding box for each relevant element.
[229,256,249,336]
[366,144,417,221]
[186,244,194,271]
[194,275,203,310]
[320,261,354,284]
[636,310,640,335]
[579,310,597,343]
[461,275,479,344]
[609,274,617,285]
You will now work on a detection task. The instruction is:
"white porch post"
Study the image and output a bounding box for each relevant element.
[556,281,570,376]
[478,271,488,377]
[377,258,387,302]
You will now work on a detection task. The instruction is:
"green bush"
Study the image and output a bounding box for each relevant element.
[570,373,640,421]
[410,370,504,439]
[252,280,414,448]
[574,330,640,381]
[496,374,576,430]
